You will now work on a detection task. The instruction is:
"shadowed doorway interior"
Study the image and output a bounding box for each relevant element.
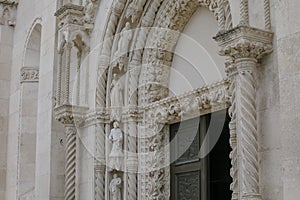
[170,110,231,200]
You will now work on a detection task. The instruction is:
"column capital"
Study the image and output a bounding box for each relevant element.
[54,105,88,126]
[214,26,273,60]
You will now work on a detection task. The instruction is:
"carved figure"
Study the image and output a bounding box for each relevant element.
[114,22,132,70]
[84,0,95,23]
[108,121,123,171]
[126,0,143,23]
[110,174,122,200]
[110,73,123,121]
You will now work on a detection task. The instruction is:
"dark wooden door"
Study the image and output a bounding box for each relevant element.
[170,110,231,200]
[170,116,209,200]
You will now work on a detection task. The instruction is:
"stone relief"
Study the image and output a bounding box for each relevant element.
[108,121,124,171]
[110,174,122,200]
[110,73,124,121]
[125,0,146,23]
[145,80,229,127]
[0,0,18,26]
[20,67,39,83]
[114,22,133,71]
[83,0,99,24]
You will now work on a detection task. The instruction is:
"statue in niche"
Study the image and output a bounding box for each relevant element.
[126,0,143,23]
[110,73,123,121]
[108,121,123,171]
[114,22,133,71]
[110,174,122,200]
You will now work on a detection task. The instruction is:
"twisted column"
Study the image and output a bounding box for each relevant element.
[76,51,82,105]
[264,0,271,31]
[127,121,137,200]
[227,60,238,200]
[94,124,105,200]
[239,0,249,26]
[215,25,273,200]
[56,51,63,106]
[217,0,225,31]
[224,0,233,30]
[235,58,261,200]
[64,43,72,105]
[64,126,77,200]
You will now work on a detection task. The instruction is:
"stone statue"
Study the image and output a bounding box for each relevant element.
[110,174,122,200]
[126,0,143,23]
[114,22,132,71]
[84,0,94,23]
[108,121,123,171]
[110,73,123,121]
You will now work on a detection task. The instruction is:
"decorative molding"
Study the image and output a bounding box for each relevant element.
[0,0,18,26]
[215,26,273,60]
[144,80,229,126]
[20,67,39,83]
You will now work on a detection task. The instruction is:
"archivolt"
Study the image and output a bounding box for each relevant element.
[95,0,233,108]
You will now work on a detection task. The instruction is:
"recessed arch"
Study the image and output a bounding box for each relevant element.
[18,18,42,199]
[23,18,42,68]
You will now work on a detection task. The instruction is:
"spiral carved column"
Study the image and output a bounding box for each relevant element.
[214,26,273,200]
[217,0,225,31]
[56,51,63,106]
[64,126,77,200]
[94,124,105,200]
[227,60,238,200]
[264,0,271,31]
[126,121,137,200]
[235,58,261,200]
[240,0,249,26]
[64,43,72,105]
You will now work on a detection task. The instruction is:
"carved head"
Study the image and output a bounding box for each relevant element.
[125,22,130,29]
[113,121,119,128]
[113,73,118,80]
[113,173,118,179]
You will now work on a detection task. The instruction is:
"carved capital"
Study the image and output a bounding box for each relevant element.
[0,0,18,26]
[54,105,88,125]
[20,67,39,83]
[214,26,273,60]
[55,3,85,30]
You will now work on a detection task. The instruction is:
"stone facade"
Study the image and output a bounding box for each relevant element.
[0,0,299,200]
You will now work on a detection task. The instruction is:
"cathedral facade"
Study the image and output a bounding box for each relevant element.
[0,0,299,199]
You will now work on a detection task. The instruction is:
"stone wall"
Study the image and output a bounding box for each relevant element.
[1,0,300,200]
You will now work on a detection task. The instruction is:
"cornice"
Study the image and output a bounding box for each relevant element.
[54,81,229,127]
[55,3,84,17]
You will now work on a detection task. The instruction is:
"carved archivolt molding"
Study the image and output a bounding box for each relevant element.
[20,67,39,83]
[145,80,229,126]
